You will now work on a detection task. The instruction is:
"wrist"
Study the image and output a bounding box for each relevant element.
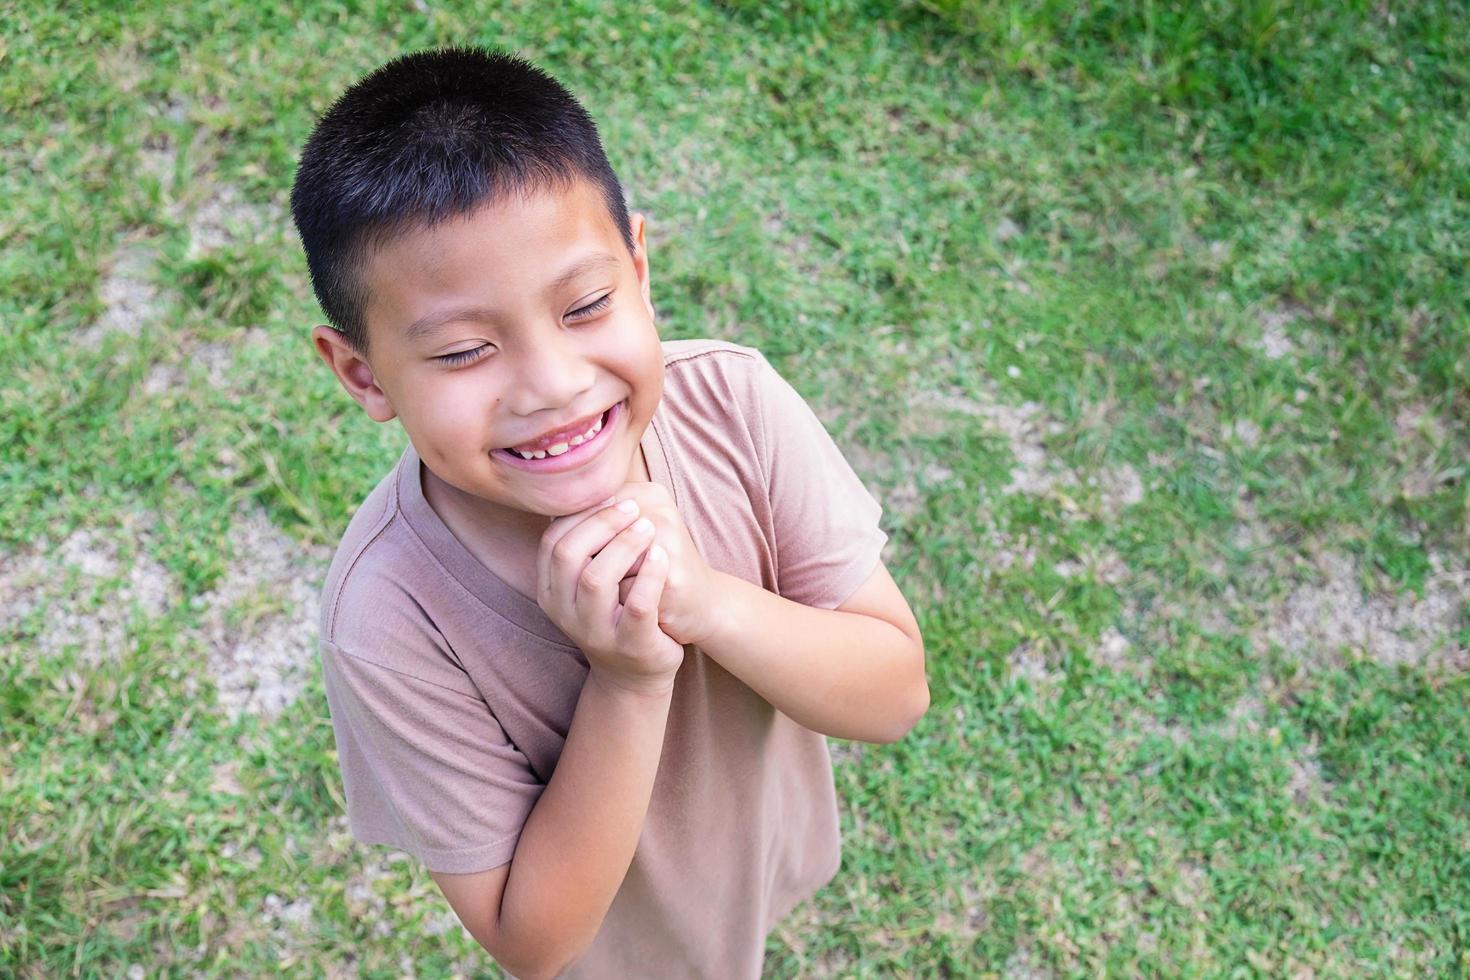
[688,570,739,649]
[587,665,678,702]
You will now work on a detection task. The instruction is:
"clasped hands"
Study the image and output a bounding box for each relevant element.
[536,482,719,693]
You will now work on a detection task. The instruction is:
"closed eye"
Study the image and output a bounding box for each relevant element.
[569,293,612,319]
[435,345,489,366]
[433,294,613,366]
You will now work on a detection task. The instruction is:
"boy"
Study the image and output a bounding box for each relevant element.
[292,47,928,979]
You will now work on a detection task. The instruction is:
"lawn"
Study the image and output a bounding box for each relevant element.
[2,1,1467,976]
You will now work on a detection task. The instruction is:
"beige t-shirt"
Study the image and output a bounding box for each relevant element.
[317,339,888,978]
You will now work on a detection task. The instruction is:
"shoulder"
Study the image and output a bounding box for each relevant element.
[659,337,766,370]
[656,338,778,425]
[317,450,440,650]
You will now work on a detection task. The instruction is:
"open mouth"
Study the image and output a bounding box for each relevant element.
[491,402,621,473]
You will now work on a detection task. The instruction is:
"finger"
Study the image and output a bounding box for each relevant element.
[538,498,636,609]
[616,543,668,635]
[539,495,618,561]
[575,518,655,615]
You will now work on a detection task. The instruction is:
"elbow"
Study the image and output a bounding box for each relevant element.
[898,680,931,741]
[890,639,930,741]
[495,939,592,980]
[876,673,929,744]
[503,930,600,980]
[484,930,586,980]
[495,951,576,980]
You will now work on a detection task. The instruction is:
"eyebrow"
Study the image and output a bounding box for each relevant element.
[402,251,622,343]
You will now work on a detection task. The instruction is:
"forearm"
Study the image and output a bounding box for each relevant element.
[699,571,927,743]
[496,670,673,977]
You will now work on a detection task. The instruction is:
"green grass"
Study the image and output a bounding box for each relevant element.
[3,0,1468,975]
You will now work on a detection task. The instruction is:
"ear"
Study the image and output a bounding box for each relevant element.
[629,212,655,322]
[312,325,397,423]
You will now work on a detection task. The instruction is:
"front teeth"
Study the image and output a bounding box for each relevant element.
[513,409,607,460]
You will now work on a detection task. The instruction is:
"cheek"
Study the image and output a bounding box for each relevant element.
[418,380,495,437]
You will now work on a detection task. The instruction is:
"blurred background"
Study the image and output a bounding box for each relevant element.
[2,1,1467,975]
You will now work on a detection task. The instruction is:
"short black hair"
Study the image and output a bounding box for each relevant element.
[290,46,634,356]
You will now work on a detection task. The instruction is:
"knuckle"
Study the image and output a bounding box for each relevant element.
[579,566,607,591]
[551,538,579,563]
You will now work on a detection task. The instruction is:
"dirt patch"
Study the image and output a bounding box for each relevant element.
[1091,626,1140,677]
[143,328,273,403]
[1093,464,1145,516]
[186,180,278,259]
[979,527,1041,580]
[83,128,280,354]
[1004,945,1057,979]
[931,879,987,942]
[1253,299,1318,362]
[1220,693,1265,737]
[141,122,282,253]
[1393,402,1449,447]
[80,243,164,348]
[844,442,958,521]
[1256,308,1296,360]
[1288,739,1329,806]
[1007,641,1062,687]
[1252,550,1468,671]
[191,506,331,722]
[908,386,1148,521]
[261,892,314,929]
[1391,401,1456,501]
[1227,418,1262,449]
[0,518,178,664]
[905,388,1069,497]
[1133,710,1189,748]
[1055,545,1131,587]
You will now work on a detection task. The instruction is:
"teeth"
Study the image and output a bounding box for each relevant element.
[510,408,609,460]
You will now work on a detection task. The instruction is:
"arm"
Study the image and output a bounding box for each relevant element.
[434,671,674,980]
[697,561,928,744]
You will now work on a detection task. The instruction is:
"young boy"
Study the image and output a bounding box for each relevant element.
[292,47,928,979]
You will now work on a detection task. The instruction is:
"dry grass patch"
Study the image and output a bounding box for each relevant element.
[1251,549,1468,672]
[188,505,330,722]
[80,241,164,349]
[0,515,178,664]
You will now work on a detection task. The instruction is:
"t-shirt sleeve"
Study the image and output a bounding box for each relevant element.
[319,639,544,874]
[749,351,889,610]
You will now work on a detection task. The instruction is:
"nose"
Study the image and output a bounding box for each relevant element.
[504,327,597,417]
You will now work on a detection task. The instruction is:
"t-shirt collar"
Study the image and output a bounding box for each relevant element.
[395,402,675,647]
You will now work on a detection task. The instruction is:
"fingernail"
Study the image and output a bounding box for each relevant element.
[617,499,639,515]
[650,544,667,561]
[633,517,653,533]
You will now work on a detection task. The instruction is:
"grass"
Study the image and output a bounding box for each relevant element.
[2,0,1468,975]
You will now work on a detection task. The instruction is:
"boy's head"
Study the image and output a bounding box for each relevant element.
[292,47,664,523]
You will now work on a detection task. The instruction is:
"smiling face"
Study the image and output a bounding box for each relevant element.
[314,177,664,533]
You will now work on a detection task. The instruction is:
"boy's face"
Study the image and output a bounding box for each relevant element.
[313,177,663,522]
